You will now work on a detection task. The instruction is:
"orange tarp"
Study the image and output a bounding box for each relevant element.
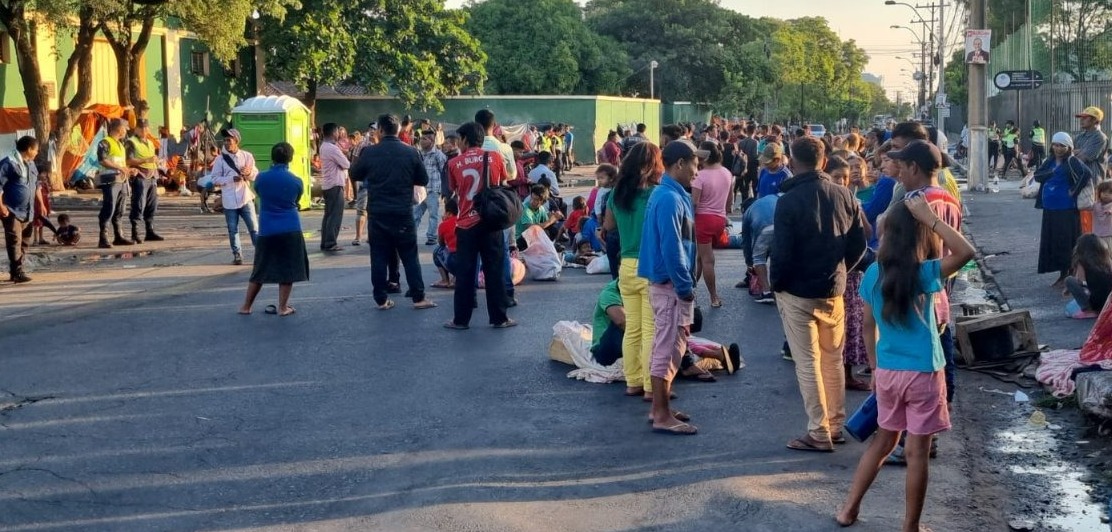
[0,104,132,185]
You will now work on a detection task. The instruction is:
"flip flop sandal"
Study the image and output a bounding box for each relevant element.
[264,305,278,315]
[647,410,691,423]
[651,422,698,435]
[832,433,847,445]
[491,319,518,329]
[786,435,835,452]
[710,299,723,308]
[377,300,395,311]
[443,321,469,330]
[413,300,438,310]
[431,282,452,289]
[279,307,296,317]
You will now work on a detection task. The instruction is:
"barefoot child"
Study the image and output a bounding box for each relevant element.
[54,214,80,245]
[432,197,459,288]
[837,194,975,531]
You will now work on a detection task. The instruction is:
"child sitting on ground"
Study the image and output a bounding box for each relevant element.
[564,196,589,244]
[55,214,80,246]
[432,198,459,289]
[1064,233,1112,319]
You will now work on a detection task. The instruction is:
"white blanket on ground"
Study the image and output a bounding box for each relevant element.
[1036,349,1112,397]
[552,321,624,384]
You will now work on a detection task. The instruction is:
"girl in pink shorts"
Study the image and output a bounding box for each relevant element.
[836,194,975,531]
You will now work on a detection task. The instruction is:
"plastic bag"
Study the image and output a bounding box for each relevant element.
[521,225,561,281]
[585,255,610,275]
[478,257,526,288]
[552,320,624,383]
[1075,371,1112,419]
[1020,175,1039,199]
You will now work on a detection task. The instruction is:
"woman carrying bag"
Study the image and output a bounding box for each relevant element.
[1032,132,1094,287]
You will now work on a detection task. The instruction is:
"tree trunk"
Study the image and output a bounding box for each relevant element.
[113,44,134,110]
[52,6,98,184]
[2,6,56,187]
[302,79,318,125]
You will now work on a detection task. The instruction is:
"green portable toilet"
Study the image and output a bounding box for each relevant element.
[231,95,313,210]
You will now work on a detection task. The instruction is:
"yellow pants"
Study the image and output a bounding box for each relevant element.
[618,259,655,392]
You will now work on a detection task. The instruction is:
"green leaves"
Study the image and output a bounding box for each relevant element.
[466,0,630,95]
[261,0,485,111]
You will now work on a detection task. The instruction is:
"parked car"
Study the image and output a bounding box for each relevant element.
[807,124,827,137]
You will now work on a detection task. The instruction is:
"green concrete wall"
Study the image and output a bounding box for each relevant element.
[661,103,712,126]
[594,98,660,153]
[316,96,660,163]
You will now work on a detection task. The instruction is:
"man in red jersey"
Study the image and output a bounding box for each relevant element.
[444,122,515,330]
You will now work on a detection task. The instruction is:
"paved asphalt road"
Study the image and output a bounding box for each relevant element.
[1,196,979,531]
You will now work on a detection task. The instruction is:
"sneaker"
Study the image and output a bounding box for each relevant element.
[387,283,402,294]
[755,292,775,304]
[425,239,436,246]
[507,297,518,308]
[352,240,362,246]
[233,253,244,266]
[10,272,32,283]
[780,340,793,361]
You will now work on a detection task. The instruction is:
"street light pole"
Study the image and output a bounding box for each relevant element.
[649,60,658,100]
[969,0,988,192]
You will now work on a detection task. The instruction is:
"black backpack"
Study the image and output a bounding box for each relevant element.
[476,152,524,231]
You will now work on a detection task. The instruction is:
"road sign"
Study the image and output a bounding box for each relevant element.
[993,70,1044,90]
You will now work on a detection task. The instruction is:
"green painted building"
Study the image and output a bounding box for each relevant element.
[1,22,253,136]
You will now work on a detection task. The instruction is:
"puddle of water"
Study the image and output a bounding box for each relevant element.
[995,420,1109,531]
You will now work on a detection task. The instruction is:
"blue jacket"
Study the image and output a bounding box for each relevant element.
[638,176,696,299]
[0,153,37,222]
[863,175,896,248]
[742,194,778,266]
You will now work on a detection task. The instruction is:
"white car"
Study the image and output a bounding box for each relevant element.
[808,124,827,137]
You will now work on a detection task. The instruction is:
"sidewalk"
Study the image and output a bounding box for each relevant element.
[958,179,1111,530]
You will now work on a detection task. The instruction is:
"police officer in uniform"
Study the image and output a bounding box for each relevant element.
[1029,119,1047,170]
[97,118,137,249]
[126,119,164,243]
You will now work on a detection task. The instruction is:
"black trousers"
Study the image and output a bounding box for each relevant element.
[369,215,424,305]
[2,213,33,275]
[320,186,344,250]
[1030,144,1046,170]
[98,182,127,226]
[605,230,621,280]
[129,177,158,226]
[1003,146,1025,174]
[453,224,509,326]
[592,322,624,366]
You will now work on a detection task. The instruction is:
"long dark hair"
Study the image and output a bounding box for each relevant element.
[1072,234,1112,276]
[877,202,940,325]
[612,142,663,211]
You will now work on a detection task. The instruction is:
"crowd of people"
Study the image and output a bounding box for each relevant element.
[578,116,975,532]
[16,103,1112,530]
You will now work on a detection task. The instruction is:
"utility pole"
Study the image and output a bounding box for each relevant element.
[968,0,988,192]
[936,0,947,136]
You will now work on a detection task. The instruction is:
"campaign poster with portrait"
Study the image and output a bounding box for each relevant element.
[965,29,991,64]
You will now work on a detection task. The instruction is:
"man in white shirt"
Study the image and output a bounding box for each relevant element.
[209,129,259,265]
[528,151,560,196]
[319,123,351,252]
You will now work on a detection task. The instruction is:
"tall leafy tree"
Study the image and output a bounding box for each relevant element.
[261,0,486,114]
[466,0,630,95]
[98,0,295,114]
[586,0,767,102]
[0,0,97,186]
